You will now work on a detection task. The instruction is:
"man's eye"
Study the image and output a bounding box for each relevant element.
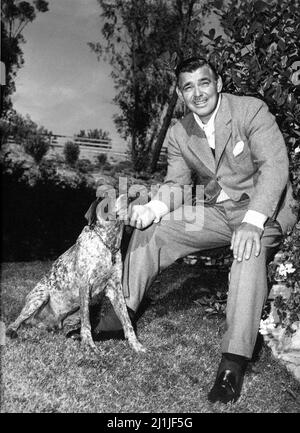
[183,86,192,91]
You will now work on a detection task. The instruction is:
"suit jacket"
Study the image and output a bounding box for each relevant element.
[153,93,297,234]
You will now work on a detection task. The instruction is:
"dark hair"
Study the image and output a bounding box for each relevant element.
[175,57,219,81]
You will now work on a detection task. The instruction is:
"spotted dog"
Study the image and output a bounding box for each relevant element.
[6,191,145,354]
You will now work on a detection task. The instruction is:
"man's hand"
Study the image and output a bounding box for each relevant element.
[231,222,263,262]
[125,204,156,230]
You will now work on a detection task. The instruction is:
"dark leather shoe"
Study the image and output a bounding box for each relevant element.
[208,356,246,404]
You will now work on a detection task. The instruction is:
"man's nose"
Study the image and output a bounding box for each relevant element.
[194,85,203,96]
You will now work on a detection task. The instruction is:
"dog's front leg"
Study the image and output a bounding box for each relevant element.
[79,283,99,354]
[105,252,146,354]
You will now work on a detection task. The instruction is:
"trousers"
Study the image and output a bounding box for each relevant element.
[122,199,282,358]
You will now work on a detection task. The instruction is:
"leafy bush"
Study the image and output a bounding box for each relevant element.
[1,143,95,260]
[96,152,108,167]
[207,0,299,196]
[268,223,300,334]
[77,158,93,174]
[23,134,50,163]
[205,0,300,331]
[63,141,80,166]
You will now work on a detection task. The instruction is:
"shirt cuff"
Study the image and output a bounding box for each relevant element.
[145,200,169,223]
[242,210,268,230]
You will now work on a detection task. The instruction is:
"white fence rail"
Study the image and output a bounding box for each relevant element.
[5,134,168,164]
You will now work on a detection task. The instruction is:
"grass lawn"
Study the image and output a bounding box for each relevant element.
[1,260,300,413]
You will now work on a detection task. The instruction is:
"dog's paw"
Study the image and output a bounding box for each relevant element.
[130,340,147,353]
[6,328,18,339]
[81,336,100,355]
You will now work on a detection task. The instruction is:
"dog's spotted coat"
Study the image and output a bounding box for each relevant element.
[6,195,145,354]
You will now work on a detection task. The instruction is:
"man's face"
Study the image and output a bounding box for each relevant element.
[177,66,222,123]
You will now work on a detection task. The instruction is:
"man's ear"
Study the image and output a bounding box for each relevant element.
[217,75,223,93]
[176,86,184,102]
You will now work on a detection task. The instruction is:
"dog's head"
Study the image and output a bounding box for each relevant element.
[85,184,145,228]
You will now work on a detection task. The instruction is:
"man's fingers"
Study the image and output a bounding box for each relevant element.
[128,206,146,228]
[124,203,132,221]
[232,231,241,259]
[132,216,143,229]
[234,234,261,262]
[244,238,254,260]
[127,204,138,226]
[125,205,155,229]
[232,223,263,262]
[129,210,139,227]
[254,235,261,257]
[230,231,235,250]
[236,237,247,262]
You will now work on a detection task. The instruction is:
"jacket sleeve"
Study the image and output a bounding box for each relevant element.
[151,125,193,213]
[245,99,289,219]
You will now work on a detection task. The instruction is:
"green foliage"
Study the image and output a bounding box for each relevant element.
[205,0,300,183]
[77,128,111,140]
[1,143,96,260]
[194,290,227,317]
[90,0,213,171]
[1,0,49,114]
[0,109,52,144]
[269,223,300,334]
[0,142,41,186]
[96,152,108,167]
[1,110,52,164]
[63,141,80,166]
[205,0,300,331]
[76,158,93,174]
[23,133,50,163]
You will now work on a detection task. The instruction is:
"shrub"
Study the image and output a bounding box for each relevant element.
[77,158,93,174]
[1,143,95,260]
[0,142,41,186]
[205,0,300,332]
[267,223,300,334]
[96,152,108,167]
[23,134,50,163]
[63,141,80,166]
[207,0,299,193]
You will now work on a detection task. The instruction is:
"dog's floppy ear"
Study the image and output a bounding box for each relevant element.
[85,185,116,227]
[84,198,101,228]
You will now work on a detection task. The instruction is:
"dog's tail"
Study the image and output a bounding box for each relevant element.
[6,279,50,338]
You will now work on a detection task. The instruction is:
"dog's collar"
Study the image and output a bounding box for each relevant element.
[94,220,123,257]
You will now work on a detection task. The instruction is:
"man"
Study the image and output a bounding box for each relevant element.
[97,57,297,404]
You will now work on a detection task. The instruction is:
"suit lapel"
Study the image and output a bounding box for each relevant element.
[186,118,216,175]
[185,95,232,175]
[214,95,232,169]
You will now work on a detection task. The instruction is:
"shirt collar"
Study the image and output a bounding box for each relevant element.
[193,94,221,131]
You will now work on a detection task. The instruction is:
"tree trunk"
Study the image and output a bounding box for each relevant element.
[150,87,178,173]
[150,0,198,173]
